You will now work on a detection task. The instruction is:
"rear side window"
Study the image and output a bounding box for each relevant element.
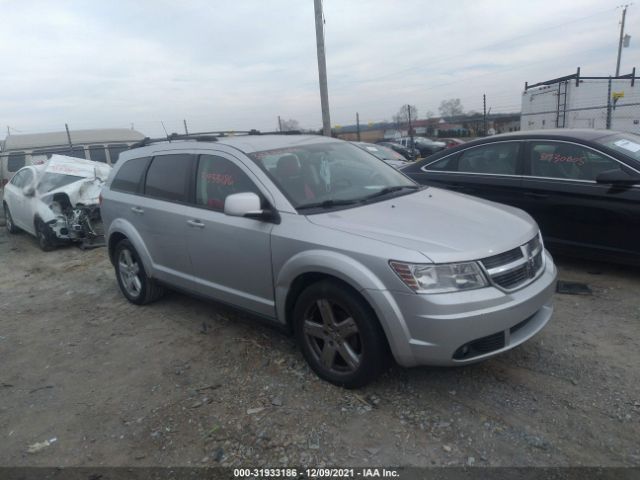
[111,157,151,194]
[108,144,128,164]
[457,142,519,175]
[144,154,194,202]
[89,145,107,163]
[7,152,26,172]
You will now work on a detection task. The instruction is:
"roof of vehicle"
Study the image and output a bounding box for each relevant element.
[2,128,145,151]
[123,134,340,158]
[490,128,624,141]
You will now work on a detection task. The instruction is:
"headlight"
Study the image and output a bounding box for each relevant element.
[390,261,488,293]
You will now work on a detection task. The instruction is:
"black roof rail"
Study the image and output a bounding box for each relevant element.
[128,129,305,149]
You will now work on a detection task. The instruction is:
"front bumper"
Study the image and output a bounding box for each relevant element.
[365,250,557,367]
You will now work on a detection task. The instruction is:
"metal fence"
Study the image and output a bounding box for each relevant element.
[521,68,639,134]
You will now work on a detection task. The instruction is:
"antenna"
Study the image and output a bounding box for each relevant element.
[160,121,171,141]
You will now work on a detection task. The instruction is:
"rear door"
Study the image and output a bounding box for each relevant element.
[184,152,276,317]
[137,153,196,283]
[520,140,640,260]
[413,141,526,207]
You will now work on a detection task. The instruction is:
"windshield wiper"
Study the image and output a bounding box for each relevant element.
[297,198,363,211]
[362,185,421,201]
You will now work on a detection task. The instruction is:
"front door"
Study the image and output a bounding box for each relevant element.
[520,140,640,261]
[185,153,275,317]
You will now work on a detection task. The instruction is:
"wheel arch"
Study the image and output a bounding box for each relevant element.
[106,218,154,276]
[276,250,397,346]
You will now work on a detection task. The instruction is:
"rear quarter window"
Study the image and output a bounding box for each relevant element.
[110,157,152,194]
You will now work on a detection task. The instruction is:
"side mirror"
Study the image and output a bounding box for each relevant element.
[224,191,272,219]
[22,185,35,197]
[595,168,640,186]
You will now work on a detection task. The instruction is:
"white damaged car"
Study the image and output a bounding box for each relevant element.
[3,155,111,250]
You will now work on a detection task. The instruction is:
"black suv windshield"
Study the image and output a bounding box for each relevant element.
[249,142,416,210]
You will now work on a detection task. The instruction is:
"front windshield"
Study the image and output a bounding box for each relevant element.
[37,172,83,193]
[358,143,407,162]
[596,133,640,162]
[249,142,416,209]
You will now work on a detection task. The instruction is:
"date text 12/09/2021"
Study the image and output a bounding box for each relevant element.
[233,468,400,478]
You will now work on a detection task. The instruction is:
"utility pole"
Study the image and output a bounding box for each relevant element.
[314,0,331,136]
[483,94,487,136]
[407,104,414,152]
[616,4,629,76]
[183,119,189,135]
[278,116,283,132]
[65,123,73,147]
[356,112,361,141]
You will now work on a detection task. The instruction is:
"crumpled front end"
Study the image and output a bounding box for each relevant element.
[39,177,106,245]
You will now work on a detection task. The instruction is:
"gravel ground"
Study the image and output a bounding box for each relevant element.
[0,223,639,467]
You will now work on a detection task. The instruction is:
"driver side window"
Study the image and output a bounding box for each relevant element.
[529,141,622,181]
[196,154,262,212]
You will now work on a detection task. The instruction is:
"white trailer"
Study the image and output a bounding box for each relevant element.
[521,68,639,134]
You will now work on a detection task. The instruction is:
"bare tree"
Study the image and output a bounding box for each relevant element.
[280,118,300,131]
[438,99,464,118]
[393,105,418,126]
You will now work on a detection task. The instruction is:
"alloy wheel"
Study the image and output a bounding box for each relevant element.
[302,298,362,374]
[118,248,142,298]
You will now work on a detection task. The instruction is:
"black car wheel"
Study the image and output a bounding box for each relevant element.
[35,218,55,251]
[294,280,388,388]
[114,239,165,305]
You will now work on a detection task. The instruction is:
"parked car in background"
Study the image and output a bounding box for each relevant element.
[102,133,556,388]
[351,141,411,168]
[401,129,640,265]
[397,137,446,158]
[4,155,111,250]
[1,128,144,186]
[376,141,419,160]
[440,138,466,148]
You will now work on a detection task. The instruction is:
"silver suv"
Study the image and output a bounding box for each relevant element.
[101,133,557,388]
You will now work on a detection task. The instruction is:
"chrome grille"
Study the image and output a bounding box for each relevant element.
[481,248,524,269]
[480,234,545,292]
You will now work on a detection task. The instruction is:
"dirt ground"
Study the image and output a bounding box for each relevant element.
[0,222,639,468]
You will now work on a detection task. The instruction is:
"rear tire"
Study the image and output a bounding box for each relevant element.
[293,280,388,388]
[114,239,165,305]
[4,204,19,234]
[35,218,55,251]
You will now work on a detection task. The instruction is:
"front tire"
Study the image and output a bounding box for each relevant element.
[293,280,388,388]
[4,204,19,234]
[114,239,165,305]
[35,218,55,251]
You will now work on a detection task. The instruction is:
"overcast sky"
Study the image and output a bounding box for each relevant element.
[1,0,638,138]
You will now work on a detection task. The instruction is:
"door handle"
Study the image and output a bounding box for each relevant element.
[130,206,144,214]
[523,192,549,199]
[187,219,205,228]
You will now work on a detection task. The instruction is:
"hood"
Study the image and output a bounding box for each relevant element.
[39,155,112,206]
[306,188,538,263]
